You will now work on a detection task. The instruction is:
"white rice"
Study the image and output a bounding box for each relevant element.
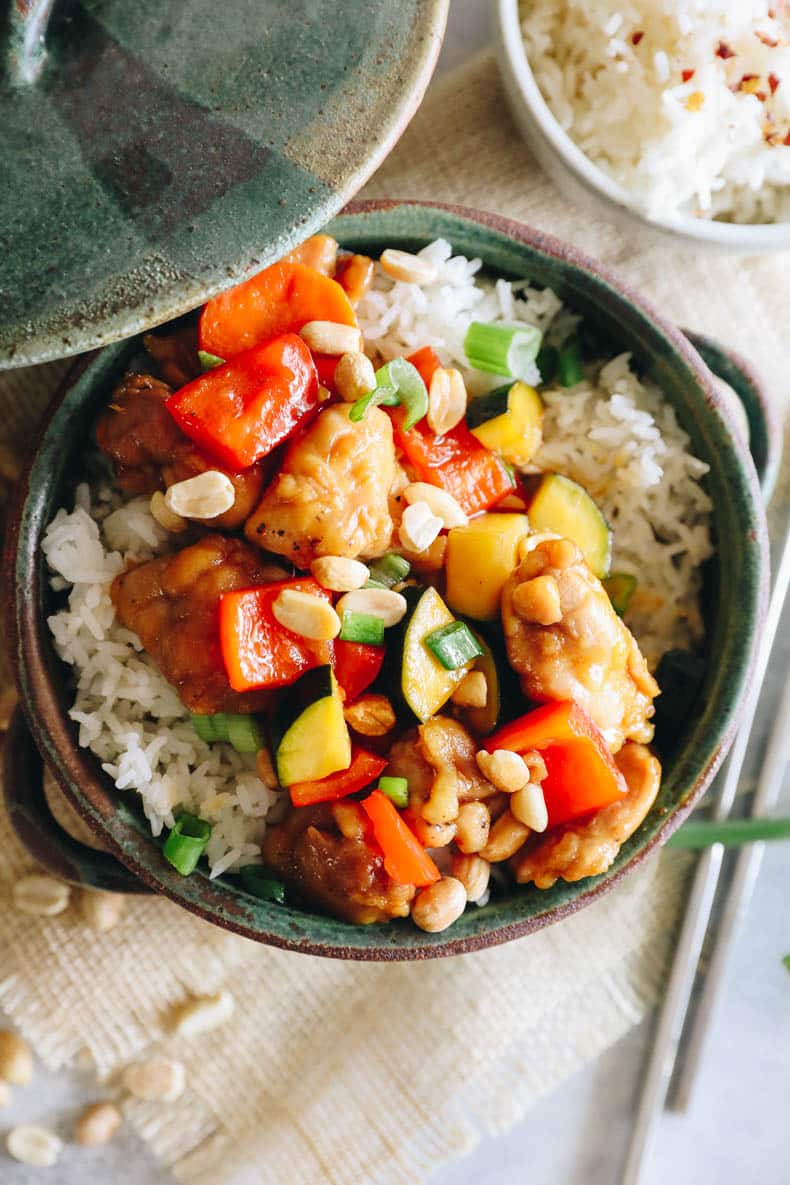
[44,240,713,871]
[521,0,790,222]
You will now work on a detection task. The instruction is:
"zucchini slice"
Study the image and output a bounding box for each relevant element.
[527,473,612,579]
[400,587,469,723]
[467,381,543,465]
[603,572,637,617]
[273,665,351,786]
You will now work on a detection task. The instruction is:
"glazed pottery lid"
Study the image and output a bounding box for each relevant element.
[0,0,448,368]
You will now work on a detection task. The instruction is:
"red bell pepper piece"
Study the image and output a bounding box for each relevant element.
[199,260,357,359]
[486,701,627,827]
[167,334,319,472]
[289,747,388,808]
[313,353,339,391]
[407,346,442,388]
[361,791,441,887]
[219,579,332,693]
[333,640,385,704]
[392,407,516,517]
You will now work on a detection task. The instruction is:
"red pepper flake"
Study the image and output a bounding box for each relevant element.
[716,40,736,59]
[682,68,695,82]
[738,74,763,94]
[631,31,644,46]
[769,73,781,94]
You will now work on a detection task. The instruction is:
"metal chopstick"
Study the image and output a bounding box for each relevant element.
[619,525,790,1185]
[667,595,790,1110]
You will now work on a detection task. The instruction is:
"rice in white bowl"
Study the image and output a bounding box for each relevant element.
[43,240,713,874]
[521,0,790,223]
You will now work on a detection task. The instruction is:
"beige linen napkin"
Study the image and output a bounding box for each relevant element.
[1,52,788,1185]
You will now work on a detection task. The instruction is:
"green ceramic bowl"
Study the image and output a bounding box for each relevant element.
[6,201,769,959]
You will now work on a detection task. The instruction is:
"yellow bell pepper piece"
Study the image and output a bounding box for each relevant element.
[445,513,530,621]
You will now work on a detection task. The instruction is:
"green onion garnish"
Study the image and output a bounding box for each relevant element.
[191,713,220,743]
[348,383,399,423]
[558,336,584,387]
[603,573,638,618]
[375,358,428,430]
[535,344,559,386]
[464,322,543,379]
[377,776,409,809]
[667,816,790,849]
[227,715,266,754]
[367,553,411,589]
[424,621,485,671]
[339,610,385,646]
[364,578,389,591]
[191,712,263,753]
[163,813,212,876]
[198,350,225,371]
[783,954,790,974]
[239,865,286,904]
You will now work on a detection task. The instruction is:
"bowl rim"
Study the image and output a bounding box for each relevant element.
[493,0,790,250]
[6,198,770,959]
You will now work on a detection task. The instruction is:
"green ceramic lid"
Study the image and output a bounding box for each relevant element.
[0,0,447,368]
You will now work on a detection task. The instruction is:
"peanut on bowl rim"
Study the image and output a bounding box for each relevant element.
[5,199,769,958]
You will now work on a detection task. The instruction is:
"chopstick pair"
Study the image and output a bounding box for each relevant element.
[621,524,790,1185]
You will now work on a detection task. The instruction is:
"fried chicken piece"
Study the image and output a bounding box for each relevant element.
[96,373,266,530]
[512,742,661,889]
[387,718,496,827]
[501,538,659,751]
[111,535,275,714]
[262,802,415,924]
[143,326,201,388]
[245,404,396,565]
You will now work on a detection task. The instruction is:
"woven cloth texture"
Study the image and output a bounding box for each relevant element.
[0,52,787,1185]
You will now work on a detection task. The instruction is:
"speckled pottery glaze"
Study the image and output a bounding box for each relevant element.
[0,0,448,368]
[6,202,770,958]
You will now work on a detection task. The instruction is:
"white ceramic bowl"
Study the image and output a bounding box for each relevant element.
[493,0,790,253]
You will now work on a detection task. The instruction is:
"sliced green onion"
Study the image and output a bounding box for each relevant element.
[227,715,266,754]
[535,344,559,386]
[348,383,399,423]
[558,336,584,387]
[375,358,428,430]
[164,813,211,876]
[191,714,219,743]
[340,610,385,646]
[603,573,638,617]
[364,578,389,591]
[367,553,411,589]
[377,776,409,809]
[198,350,225,371]
[239,865,286,904]
[424,621,485,671]
[464,322,543,379]
[783,954,790,974]
[667,816,790,850]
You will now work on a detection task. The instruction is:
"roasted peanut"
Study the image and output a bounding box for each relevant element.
[0,1030,33,1085]
[12,875,70,917]
[475,749,531,794]
[480,810,530,862]
[310,555,369,592]
[78,890,125,932]
[336,588,407,627]
[299,321,362,355]
[334,352,377,403]
[451,853,491,903]
[398,501,443,553]
[380,248,438,285]
[451,671,488,709]
[403,483,468,528]
[122,1057,186,1102]
[172,990,235,1037]
[411,877,467,933]
[409,815,457,848]
[6,1126,62,1167]
[454,801,491,854]
[74,1102,123,1147]
[422,769,459,826]
[272,589,341,640]
[510,783,549,832]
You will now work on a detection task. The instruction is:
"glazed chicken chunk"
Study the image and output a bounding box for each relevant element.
[111,535,277,715]
[501,537,659,751]
[512,742,661,888]
[245,404,396,565]
[387,718,497,835]
[96,373,266,530]
[262,802,415,924]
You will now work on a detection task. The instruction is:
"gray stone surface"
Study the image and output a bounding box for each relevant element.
[3,5,789,1183]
